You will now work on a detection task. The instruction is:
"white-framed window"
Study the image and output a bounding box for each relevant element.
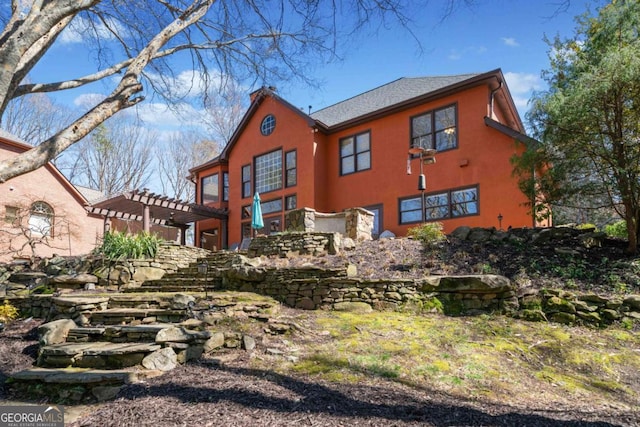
[29,201,53,236]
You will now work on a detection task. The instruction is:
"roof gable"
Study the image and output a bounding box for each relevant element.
[0,130,90,206]
[191,88,315,173]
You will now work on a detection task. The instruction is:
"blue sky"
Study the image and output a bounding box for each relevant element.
[281,0,599,120]
[29,0,601,137]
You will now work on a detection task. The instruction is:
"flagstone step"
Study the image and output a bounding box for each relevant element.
[106,293,182,309]
[123,284,209,293]
[66,324,175,343]
[38,342,162,368]
[9,367,155,403]
[90,308,188,325]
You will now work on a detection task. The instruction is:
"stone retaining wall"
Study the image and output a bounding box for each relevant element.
[247,232,339,257]
[1,243,211,296]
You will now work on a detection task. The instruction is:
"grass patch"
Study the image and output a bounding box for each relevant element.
[281,310,640,407]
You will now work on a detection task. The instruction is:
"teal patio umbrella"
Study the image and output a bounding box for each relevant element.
[251,192,264,236]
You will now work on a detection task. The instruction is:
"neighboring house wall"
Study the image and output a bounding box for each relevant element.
[0,133,103,260]
[191,69,539,250]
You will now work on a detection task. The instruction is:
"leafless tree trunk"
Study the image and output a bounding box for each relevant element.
[0,0,449,183]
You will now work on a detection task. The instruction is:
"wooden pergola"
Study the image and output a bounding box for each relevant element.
[86,189,227,245]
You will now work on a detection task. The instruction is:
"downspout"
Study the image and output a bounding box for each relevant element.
[489,78,503,121]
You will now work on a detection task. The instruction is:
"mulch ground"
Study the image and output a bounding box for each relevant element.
[0,320,635,427]
[67,355,635,427]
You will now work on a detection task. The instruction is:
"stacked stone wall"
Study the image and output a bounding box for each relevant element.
[247,232,338,257]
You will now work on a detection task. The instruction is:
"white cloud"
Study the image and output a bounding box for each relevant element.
[501,37,519,47]
[132,102,205,128]
[73,93,106,108]
[59,15,124,44]
[504,72,543,95]
[504,72,544,112]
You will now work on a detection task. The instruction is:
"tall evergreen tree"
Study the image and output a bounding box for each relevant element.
[514,0,640,252]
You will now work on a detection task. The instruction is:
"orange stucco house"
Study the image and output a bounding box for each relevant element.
[190,69,541,250]
[0,130,103,260]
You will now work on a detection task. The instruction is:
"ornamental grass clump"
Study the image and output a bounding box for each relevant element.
[0,300,19,323]
[98,231,161,259]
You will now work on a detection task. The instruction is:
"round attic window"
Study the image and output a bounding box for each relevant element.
[260,114,276,136]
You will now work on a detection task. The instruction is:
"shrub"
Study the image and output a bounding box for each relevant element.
[604,220,627,239]
[97,231,162,259]
[408,222,447,248]
[576,223,598,231]
[0,300,19,323]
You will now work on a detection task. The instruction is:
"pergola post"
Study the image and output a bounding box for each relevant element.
[143,204,150,233]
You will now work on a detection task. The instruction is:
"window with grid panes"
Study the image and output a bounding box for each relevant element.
[255,150,282,194]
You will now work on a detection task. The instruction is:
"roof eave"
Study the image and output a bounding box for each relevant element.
[323,69,505,132]
[484,116,538,147]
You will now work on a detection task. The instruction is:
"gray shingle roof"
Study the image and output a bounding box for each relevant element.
[310,73,481,127]
[75,185,106,204]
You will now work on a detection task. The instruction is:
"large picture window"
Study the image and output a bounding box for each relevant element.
[201,173,219,204]
[399,185,478,224]
[411,104,457,152]
[255,149,282,194]
[340,131,371,175]
[242,164,251,198]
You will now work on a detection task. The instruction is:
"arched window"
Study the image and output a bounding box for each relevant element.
[29,201,54,237]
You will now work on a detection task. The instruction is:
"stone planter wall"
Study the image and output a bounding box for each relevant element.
[285,207,374,241]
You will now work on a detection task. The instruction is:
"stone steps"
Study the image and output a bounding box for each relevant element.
[125,277,222,293]
[7,255,280,403]
[9,367,153,402]
[38,342,162,368]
